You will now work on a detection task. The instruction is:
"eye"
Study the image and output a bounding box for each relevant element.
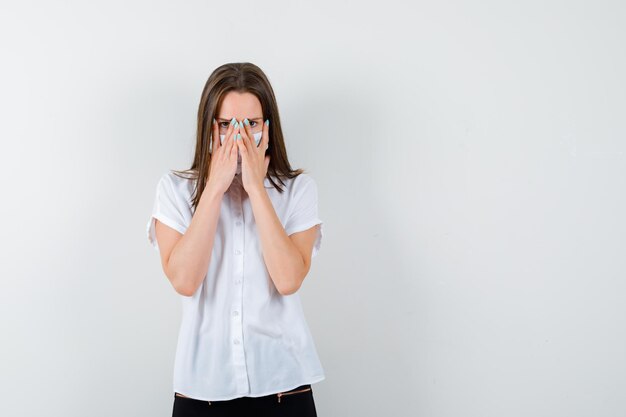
[249,121,258,127]
[219,122,230,128]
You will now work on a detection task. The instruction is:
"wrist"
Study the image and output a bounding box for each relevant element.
[247,182,267,199]
[203,181,225,201]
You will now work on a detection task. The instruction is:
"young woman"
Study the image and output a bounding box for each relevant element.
[146,62,324,416]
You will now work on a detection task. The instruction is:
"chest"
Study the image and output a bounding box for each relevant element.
[210,185,291,256]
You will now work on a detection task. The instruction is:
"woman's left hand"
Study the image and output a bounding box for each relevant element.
[237,118,270,194]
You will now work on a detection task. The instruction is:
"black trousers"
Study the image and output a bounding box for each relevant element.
[172,384,318,417]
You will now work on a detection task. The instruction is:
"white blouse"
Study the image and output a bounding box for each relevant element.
[146,171,325,401]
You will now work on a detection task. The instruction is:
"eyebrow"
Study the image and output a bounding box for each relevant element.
[217,117,263,121]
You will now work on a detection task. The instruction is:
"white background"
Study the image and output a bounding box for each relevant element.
[1,1,625,416]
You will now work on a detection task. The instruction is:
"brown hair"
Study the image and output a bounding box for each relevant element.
[172,62,305,213]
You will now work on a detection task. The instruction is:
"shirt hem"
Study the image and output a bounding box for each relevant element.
[173,374,326,402]
[284,219,323,237]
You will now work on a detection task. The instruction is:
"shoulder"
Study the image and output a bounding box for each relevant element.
[264,172,316,198]
[157,170,196,206]
[292,172,318,193]
[280,173,319,202]
[292,172,315,185]
[160,169,195,185]
[281,172,317,192]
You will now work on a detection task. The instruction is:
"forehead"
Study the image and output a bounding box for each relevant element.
[218,91,262,118]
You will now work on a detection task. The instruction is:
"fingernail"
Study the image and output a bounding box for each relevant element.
[265,119,269,126]
[230,117,237,126]
[236,133,241,140]
[212,117,216,125]
[234,121,239,129]
[244,118,250,126]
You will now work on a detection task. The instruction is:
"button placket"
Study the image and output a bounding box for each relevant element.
[230,185,249,394]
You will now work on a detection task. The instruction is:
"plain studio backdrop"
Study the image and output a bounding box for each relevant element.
[1,1,625,416]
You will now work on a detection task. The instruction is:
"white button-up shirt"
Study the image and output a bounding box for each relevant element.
[146,171,325,401]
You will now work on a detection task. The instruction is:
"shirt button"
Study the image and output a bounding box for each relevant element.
[235,249,241,255]
[233,338,240,345]
[232,311,239,317]
[235,221,242,226]
[235,279,241,284]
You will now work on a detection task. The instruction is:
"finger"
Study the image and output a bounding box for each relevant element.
[224,119,237,157]
[264,154,270,174]
[239,119,253,153]
[240,118,252,146]
[211,118,219,153]
[246,118,263,153]
[236,134,249,164]
[261,118,269,151]
[239,118,258,153]
[231,132,238,160]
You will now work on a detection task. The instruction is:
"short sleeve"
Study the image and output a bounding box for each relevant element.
[283,175,323,258]
[146,173,191,253]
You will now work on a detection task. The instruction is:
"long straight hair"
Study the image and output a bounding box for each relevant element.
[172,62,305,213]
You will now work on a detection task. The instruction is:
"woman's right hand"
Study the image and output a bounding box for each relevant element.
[206,118,239,195]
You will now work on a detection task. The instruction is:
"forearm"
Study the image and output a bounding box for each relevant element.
[248,186,305,295]
[168,184,223,296]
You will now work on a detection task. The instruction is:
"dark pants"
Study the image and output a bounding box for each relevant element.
[172,384,318,417]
